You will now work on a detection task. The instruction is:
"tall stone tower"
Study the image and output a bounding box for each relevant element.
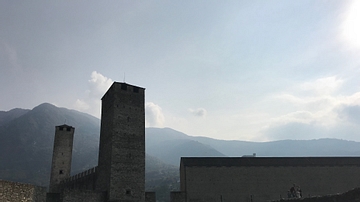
[96,82,145,202]
[49,124,75,193]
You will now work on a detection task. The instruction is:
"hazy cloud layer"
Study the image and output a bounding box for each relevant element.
[261,76,360,141]
[337,105,360,124]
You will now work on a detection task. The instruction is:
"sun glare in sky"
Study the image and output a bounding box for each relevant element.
[343,0,360,48]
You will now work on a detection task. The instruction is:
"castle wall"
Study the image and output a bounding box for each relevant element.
[271,187,360,202]
[61,189,106,202]
[0,179,46,202]
[59,167,97,191]
[145,191,156,202]
[170,191,186,202]
[181,157,360,202]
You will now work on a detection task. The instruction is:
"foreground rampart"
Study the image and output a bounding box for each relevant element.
[0,179,46,202]
[59,166,97,191]
[177,157,360,202]
[272,187,360,202]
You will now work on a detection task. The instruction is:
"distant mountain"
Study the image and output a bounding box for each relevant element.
[146,127,360,162]
[190,136,360,157]
[0,103,100,185]
[0,108,29,126]
[3,103,360,202]
[146,128,225,165]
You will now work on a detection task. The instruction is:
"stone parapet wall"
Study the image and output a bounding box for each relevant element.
[59,167,97,191]
[272,187,360,202]
[145,191,156,202]
[61,189,106,202]
[0,179,46,202]
[170,191,186,202]
[183,165,360,202]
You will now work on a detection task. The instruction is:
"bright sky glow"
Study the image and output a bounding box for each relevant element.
[1,1,360,142]
[343,0,360,48]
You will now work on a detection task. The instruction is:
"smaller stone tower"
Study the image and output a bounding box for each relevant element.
[49,124,75,193]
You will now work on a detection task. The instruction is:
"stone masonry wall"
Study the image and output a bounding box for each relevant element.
[0,179,46,202]
[145,191,156,202]
[61,189,106,202]
[170,191,186,202]
[272,187,360,202]
[59,167,97,191]
[49,125,74,193]
[97,82,145,201]
[184,166,360,202]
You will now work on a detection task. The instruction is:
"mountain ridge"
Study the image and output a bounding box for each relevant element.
[2,103,360,202]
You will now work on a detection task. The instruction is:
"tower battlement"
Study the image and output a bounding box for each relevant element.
[102,82,145,99]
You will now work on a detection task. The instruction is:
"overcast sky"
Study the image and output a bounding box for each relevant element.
[1,1,360,142]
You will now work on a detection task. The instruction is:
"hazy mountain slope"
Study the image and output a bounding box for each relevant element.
[147,139,226,165]
[0,103,100,185]
[145,154,179,198]
[146,128,225,165]
[0,108,29,126]
[145,127,190,148]
[191,136,360,157]
[146,127,360,165]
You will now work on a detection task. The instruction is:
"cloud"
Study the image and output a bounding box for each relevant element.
[88,71,113,98]
[261,76,360,141]
[341,0,360,49]
[145,102,165,127]
[72,71,113,118]
[337,104,360,124]
[74,99,90,111]
[74,72,167,126]
[189,108,207,117]
[299,76,343,96]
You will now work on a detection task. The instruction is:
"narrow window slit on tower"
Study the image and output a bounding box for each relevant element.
[59,170,63,174]
[126,189,131,195]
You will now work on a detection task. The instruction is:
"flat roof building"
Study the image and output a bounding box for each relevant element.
[172,157,360,202]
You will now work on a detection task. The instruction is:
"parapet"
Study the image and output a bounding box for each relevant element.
[145,192,156,202]
[181,157,360,167]
[56,124,74,132]
[59,166,97,191]
[101,82,145,100]
[170,191,186,202]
